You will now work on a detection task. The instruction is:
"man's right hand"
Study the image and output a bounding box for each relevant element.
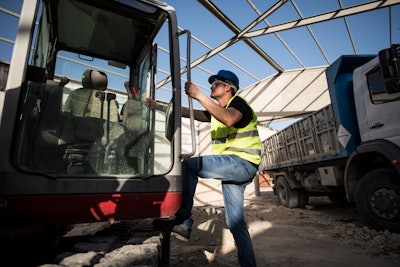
[185,82,200,99]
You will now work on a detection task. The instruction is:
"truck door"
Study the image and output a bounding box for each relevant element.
[354,57,400,144]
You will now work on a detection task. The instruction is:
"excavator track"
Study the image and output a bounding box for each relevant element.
[47,219,170,267]
[2,219,170,267]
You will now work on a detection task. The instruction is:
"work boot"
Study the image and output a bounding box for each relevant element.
[153,217,183,231]
[171,224,191,242]
[153,218,191,241]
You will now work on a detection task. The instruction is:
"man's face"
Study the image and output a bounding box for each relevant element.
[210,80,230,99]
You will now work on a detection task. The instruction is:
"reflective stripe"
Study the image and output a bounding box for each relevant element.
[227,130,259,140]
[225,147,262,156]
[212,130,259,143]
[211,95,261,165]
[212,137,226,144]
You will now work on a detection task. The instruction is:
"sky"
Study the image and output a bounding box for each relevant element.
[159,0,399,90]
[1,0,400,129]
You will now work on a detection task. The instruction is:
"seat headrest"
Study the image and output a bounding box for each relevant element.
[82,69,107,91]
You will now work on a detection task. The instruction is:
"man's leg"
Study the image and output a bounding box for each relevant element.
[176,155,255,223]
[155,155,257,241]
[152,156,201,237]
[222,181,256,267]
[173,157,199,226]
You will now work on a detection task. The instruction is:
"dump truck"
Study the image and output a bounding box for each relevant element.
[0,0,195,264]
[261,45,400,233]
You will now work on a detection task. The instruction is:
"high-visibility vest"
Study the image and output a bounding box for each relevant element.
[211,96,261,165]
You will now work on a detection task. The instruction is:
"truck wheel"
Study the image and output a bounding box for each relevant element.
[276,176,303,208]
[297,189,309,208]
[355,168,400,233]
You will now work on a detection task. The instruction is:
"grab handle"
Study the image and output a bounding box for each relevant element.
[179,30,196,159]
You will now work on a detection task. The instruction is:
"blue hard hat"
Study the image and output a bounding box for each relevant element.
[208,70,239,92]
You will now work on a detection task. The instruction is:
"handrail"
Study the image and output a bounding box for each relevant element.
[179,29,196,159]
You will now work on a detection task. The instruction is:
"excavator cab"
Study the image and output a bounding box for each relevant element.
[9,0,176,178]
[1,0,183,226]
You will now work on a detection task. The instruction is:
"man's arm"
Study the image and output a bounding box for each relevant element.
[194,96,242,126]
[185,82,242,126]
[146,97,210,122]
[181,106,210,122]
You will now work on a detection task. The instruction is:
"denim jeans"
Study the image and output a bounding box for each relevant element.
[176,154,257,267]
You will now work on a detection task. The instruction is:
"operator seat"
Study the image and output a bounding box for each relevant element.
[62,69,119,174]
[64,69,119,121]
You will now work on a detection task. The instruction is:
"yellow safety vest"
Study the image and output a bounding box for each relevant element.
[211,96,261,165]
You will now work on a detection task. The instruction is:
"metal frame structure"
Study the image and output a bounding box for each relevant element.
[2,0,400,124]
[188,0,399,75]
[178,0,400,123]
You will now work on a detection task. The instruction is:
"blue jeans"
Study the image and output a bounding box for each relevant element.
[176,154,257,267]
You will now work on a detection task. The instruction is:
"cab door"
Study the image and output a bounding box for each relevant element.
[356,57,400,144]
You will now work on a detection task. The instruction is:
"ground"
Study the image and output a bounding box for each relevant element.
[168,179,400,267]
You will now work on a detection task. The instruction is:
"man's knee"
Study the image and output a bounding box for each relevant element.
[222,177,253,185]
[226,214,246,230]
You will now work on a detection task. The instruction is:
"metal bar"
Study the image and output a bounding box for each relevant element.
[178,30,196,159]
[291,0,330,64]
[0,36,15,45]
[0,6,20,18]
[389,6,393,45]
[179,26,261,81]
[243,0,400,38]
[198,0,284,72]
[338,0,357,54]
[246,0,305,68]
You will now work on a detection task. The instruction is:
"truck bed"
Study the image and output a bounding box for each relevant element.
[262,104,340,169]
[261,55,376,171]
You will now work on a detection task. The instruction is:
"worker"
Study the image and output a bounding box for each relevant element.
[153,70,261,267]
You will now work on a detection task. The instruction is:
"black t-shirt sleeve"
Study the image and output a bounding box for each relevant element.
[229,96,253,128]
[203,110,212,121]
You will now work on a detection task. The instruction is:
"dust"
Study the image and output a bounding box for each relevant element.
[169,187,400,267]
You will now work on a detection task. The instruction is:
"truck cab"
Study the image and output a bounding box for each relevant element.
[354,56,400,144]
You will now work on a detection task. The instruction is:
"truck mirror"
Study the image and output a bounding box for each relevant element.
[385,80,399,94]
[378,44,400,94]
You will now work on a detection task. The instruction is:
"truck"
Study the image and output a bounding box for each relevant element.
[0,0,194,264]
[261,44,400,233]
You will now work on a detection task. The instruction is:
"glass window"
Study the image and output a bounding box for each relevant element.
[11,0,173,178]
[367,67,400,104]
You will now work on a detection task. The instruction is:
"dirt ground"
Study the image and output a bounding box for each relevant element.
[169,179,400,267]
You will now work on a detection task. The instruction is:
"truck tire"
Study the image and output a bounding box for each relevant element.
[297,189,309,208]
[355,168,400,233]
[276,177,308,208]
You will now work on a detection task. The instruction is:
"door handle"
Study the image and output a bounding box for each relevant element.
[370,122,384,129]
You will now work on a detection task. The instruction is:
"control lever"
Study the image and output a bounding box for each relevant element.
[104,93,116,169]
[95,92,106,120]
